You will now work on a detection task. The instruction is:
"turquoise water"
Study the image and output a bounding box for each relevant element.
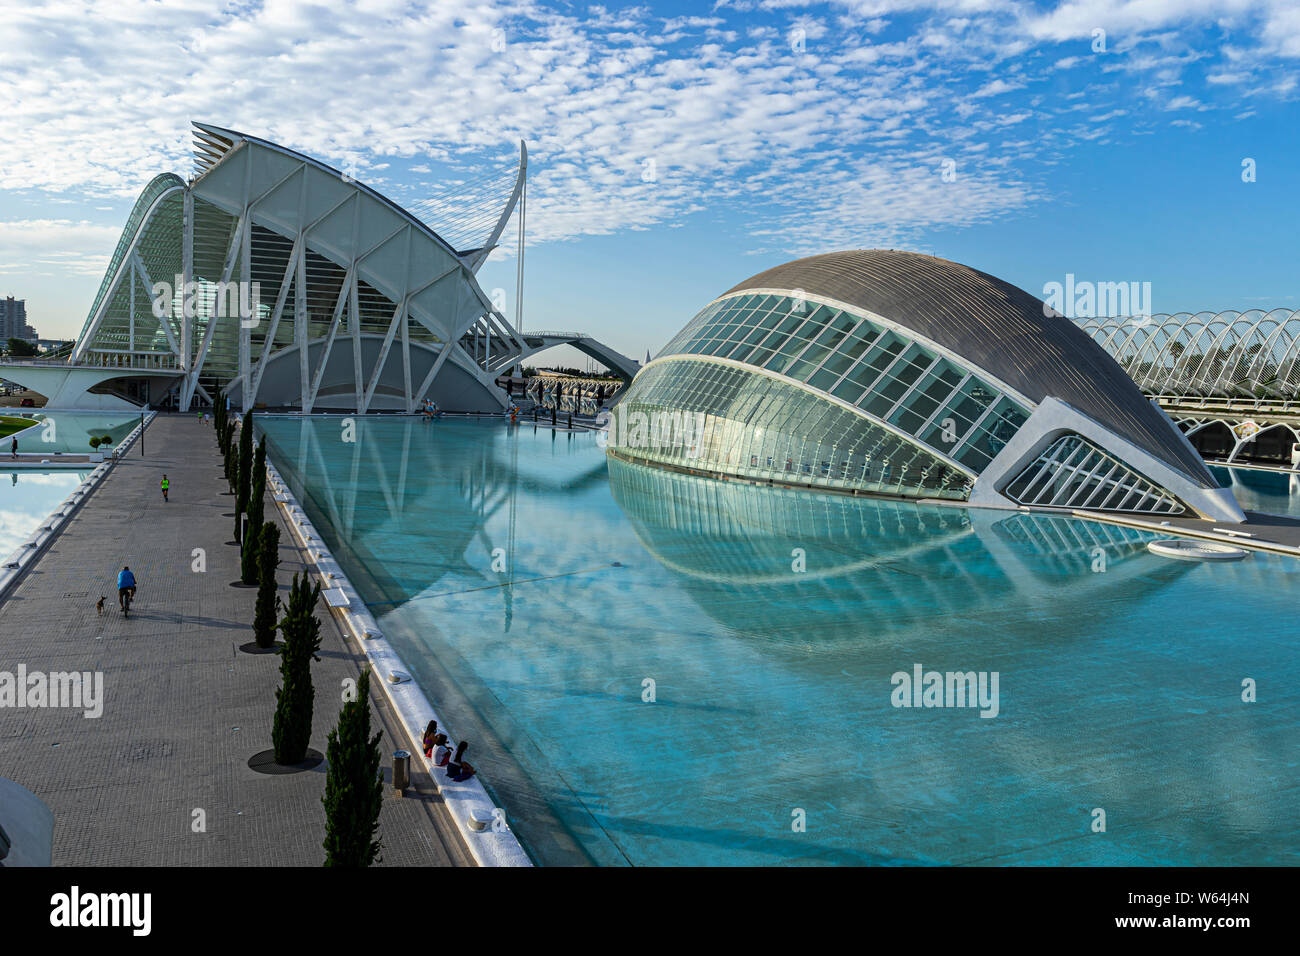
[5,411,140,454]
[1211,464,1300,518]
[260,416,1300,867]
[0,470,89,558]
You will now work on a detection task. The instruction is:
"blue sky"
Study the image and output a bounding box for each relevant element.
[1,0,1297,365]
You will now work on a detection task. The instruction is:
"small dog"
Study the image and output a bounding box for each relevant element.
[95,596,105,616]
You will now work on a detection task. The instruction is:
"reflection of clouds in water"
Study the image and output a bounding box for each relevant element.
[6,472,84,487]
[0,472,87,556]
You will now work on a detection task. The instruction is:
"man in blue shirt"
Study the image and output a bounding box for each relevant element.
[117,566,136,611]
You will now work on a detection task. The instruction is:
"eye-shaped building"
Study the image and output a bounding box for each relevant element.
[607,249,1244,523]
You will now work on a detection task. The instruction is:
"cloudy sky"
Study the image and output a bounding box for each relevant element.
[1,0,1297,362]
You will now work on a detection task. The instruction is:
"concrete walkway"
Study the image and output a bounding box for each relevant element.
[1075,506,1300,557]
[0,413,472,866]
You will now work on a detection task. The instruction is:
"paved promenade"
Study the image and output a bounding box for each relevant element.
[0,414,471,866]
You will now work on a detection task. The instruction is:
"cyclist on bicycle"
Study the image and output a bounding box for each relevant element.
[117,565,137,611]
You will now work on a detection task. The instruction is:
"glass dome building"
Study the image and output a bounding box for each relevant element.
[607,250,1244,523]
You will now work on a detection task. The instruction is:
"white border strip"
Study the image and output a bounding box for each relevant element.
[0,412,155,602]
[263,459,532,867]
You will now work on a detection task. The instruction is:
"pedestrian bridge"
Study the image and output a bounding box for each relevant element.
[459,325,641,384]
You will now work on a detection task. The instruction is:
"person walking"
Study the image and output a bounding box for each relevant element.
[160,474,169,502]
[10,436,16,459]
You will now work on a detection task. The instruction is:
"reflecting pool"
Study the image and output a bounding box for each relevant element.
[260,416,1300,867]
[4,411,140,455]
[1211,464,1300,518]
[0,470,89,558]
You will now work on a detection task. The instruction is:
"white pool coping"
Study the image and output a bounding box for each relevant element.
[0,413,154,602]
[263,459,532,868]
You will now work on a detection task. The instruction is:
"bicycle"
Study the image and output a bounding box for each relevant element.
[120,586,135,617]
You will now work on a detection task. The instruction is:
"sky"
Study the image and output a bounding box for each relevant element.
[0,0,1297,366]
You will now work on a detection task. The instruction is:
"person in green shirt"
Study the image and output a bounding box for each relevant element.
[160,474,169,502]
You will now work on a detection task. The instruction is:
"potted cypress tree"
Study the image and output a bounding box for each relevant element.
[322,668,384,867]
[272,573,322,765]
[235,412,253,543]
[215,400,228,455]
[224,440,238,496]
[241,435,269,584]
[252,522,281,649]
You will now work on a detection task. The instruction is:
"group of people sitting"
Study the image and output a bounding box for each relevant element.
[421,720,475,782]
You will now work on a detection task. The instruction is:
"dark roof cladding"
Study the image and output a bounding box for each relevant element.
[720,249,1214,487]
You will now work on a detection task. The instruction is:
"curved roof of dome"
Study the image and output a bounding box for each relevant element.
[720,249,1213,486]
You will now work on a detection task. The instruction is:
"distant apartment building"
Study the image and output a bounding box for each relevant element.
[0,296,38,341]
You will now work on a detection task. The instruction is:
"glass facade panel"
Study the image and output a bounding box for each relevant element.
[1003,434,1184,515]
[609,358,970,500]
[952,397,1030,471]
[830,331,906,404]
[648,291,1036,490]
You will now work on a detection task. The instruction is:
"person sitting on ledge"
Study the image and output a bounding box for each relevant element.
[446,741,476,782]
[431,734,451,767]
[422,720,438,758]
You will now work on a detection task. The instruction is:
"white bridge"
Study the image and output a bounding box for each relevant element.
[461,325,641,385]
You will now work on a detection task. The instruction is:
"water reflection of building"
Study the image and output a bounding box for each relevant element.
[606,455,1190,641]
[525,375,619,415]
[259,416,608,629]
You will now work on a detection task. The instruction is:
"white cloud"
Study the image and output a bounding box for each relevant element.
[0,0,1296,280]
[0,219,120,278]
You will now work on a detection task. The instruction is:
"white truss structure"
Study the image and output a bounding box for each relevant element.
[64,123,546,413]
[1078,310,1300,400]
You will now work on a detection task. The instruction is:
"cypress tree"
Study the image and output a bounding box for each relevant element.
[241,439,267,584]
[224,439,238,495]
[322,668,384,868]
[248,436,268,531]
[235,412,253,543]
[252,521,281,649]
[216,400,229,456]
[272,573,322,764]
